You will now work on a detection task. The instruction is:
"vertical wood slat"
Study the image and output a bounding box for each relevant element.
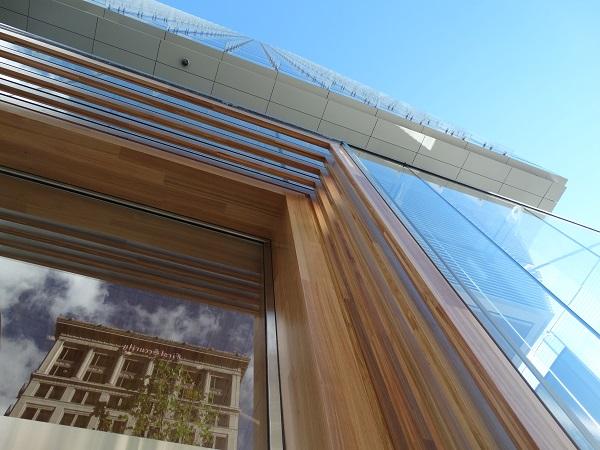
[310,143,575,449]
[272,195,394,450]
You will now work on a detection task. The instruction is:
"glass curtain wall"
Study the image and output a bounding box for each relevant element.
[353,148,600,449]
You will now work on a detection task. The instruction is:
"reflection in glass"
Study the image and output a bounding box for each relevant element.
[354,149,600,449]
[0,255,260,449]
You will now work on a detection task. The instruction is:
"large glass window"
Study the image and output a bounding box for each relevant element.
[0,177,276,450]
[0,254,265,448]
[354,148,600,448]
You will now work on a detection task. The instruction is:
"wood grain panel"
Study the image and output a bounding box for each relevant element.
[0,101,286,239]
[272,195,393,450]
[0,173,264,312]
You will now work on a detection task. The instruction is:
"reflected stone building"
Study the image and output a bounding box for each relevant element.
[5,317,249,450]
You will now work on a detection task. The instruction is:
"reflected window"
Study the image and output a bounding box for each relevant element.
[21,406,54,422]
[179,369,205,400]
[49,347,84,378]
[107,395,127,409]
[213,435,228,450]
[33,384,50,398]
[60,412,91,428]
[216,413,229,428]
[34,384,65,400]
[83,352,116,384]
[116,358,145,390]
[209,374,232,406]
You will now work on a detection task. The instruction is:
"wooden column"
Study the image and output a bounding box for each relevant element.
[272,195,393,450]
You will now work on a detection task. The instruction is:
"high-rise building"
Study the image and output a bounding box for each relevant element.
[6,317,248,450]
[0,1,598,449]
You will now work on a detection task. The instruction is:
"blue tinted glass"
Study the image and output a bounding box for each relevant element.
[354,149,600,449]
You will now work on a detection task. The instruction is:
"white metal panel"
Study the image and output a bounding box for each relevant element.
[0,7,26,29]
[413,154,460,179]
[499,184,542,207]
[0,0,29,15]
[456,169,502,193]
[504,167,552,197]
[157,39,220,80]
[270,80,327,118]
[318,120,370,148]
[56,0,104,14]
[462,152,511,182]
[95,18,160,60]
[29,0,97,37]
[322,100,377,136]
[266,102,320,132]
[164,31,223,60]
[371,119,424,152]
[545,182,567,202]
[104,9,166,38]
[154,62,213,95]
[215,60,275,100]
[92,41,156,73]
[538,198,557,212]
[211,83,268,114]
[27,18,93,52]
[366,137,417,164]
[419,137,468,167]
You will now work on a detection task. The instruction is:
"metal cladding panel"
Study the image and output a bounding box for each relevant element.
[0,0,568,210]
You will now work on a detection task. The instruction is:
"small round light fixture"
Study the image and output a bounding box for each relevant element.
[181,57,190,67]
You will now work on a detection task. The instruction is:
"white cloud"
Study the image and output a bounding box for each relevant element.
[0,257,111,325]
[228,321,252,354]
[0,338,44,413]
[49,271,111,321]
[0,258,48,311]
[129,304,221,344]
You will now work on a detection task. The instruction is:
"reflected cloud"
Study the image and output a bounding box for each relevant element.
[128,303,221,344]
[0,258,48,311]
[0,338,44,413]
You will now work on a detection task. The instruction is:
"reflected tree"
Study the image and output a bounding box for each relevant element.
[121,359,217,446]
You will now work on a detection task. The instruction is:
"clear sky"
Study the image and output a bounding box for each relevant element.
[161,0,600,229]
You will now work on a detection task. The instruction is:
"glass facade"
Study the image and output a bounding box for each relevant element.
[354,149,600,449]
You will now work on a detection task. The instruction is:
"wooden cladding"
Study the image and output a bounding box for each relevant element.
[310,144,574,449]
[0,27,328,194]
[0,173,264,313]
[0,26,575,450]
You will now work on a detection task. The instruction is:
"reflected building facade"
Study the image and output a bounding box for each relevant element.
[5,317,249,450]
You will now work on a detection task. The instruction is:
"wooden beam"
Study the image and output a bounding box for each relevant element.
[0,101,288,238]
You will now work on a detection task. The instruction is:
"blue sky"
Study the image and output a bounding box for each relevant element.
[160,0,600,230]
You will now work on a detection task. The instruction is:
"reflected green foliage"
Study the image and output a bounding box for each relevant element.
[122,360,217,446]
[93,401,111,432]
